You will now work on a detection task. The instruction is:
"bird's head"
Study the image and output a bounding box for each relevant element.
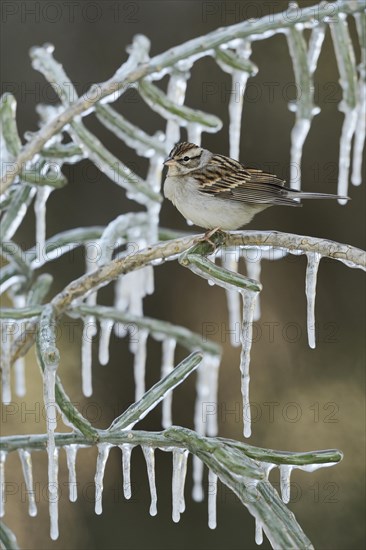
[164,142,209,175]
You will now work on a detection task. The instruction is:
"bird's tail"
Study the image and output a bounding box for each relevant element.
[288,190,350,201]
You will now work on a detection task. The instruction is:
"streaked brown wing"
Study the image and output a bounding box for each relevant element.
[195,154,300,206]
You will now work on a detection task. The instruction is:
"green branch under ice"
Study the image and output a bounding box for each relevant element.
[1,0,364,193]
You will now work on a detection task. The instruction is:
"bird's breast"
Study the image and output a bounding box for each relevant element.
[163,176,190,207]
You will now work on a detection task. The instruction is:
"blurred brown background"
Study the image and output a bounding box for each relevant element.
[1,1,365,549]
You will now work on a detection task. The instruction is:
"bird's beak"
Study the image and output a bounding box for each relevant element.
[164,157,175,166]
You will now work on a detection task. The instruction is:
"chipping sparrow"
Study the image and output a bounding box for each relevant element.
[163,142,348,230]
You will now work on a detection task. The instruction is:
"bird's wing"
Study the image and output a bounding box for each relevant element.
[195,154,300,206]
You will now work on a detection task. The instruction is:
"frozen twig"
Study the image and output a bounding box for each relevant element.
[1,0,363,193]
[9,231,366,364]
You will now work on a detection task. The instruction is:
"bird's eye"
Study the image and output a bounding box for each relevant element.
[183,156,190,162]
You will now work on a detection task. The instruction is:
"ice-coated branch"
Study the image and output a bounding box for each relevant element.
[40,142,85,163]
[165,427,335,549]
[109,352,203,431]
[73,305,221,356]
[0,306,42,319]
[0,94,22,158]
[35,310,98,441]
[180,251,262,292]
[0,240,32,281]
[216,437,343,466]
[29,44,161,204]
[97,212,149,265]
[0,184,36,242]
[70,120,161,203]
[0,428,344,466]
[27,273,53,306]
[0,521,19,550]
[0,424,343,547]
[1,0,363,194]
[95,105,166,158]
[9,230,366,364]
[223,231,366,269]
[0,226,105,293]
[19,168,67,189]
[214,47,258,74]
[138,80,222,132]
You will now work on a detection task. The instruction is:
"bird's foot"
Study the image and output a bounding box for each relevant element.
[201,227,225,251]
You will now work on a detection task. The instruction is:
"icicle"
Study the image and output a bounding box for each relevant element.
[119,444,134,500]
[351,13,366,186]
[329,15,358,202]
[65,445,78,502]
[286,19,322,190]
[94,443,112,515]
[161,338,177,428]
[0,295,27,401]
[337,108,358,202]
[0,325,11,404]
[125,270,144,315]
[147,198,161,249]
[229,67,249,160]
[81,242,99,395]
[245,257,262,321]
[208,469,217,530]
[289,119,312,190]
[279,464,293,504]
[217,40,254,161]
[48,444,59,540]
[12,294,26,396]
[34,186,52,265]
[81,319,93,397]
[98,318,114,366]
[43,344,60,540]
[351,77,365,185]
[194,357,211,437]
[255,518,263,545]
[14,357,26,397]
[165,70,189,150]
[192,457,204,502]
[187,123,203,146]
[205,354,220,437]
[192,353,220,496]
[0,451,7,518]
[98,212,146,266]
[142,446,157,516]
[262,462,276,481]
[113,231,153,339]
[297,462,335,473]
[222,251,241,347]
[146,151,164,244]
[307,24,326,75]
[171,449,188,522]
[132,328,148,401]
[144,265,155,297]
[18,450,37,516]
[239,290,257,438]
[305,252,321,349]
[113,275,131,337]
